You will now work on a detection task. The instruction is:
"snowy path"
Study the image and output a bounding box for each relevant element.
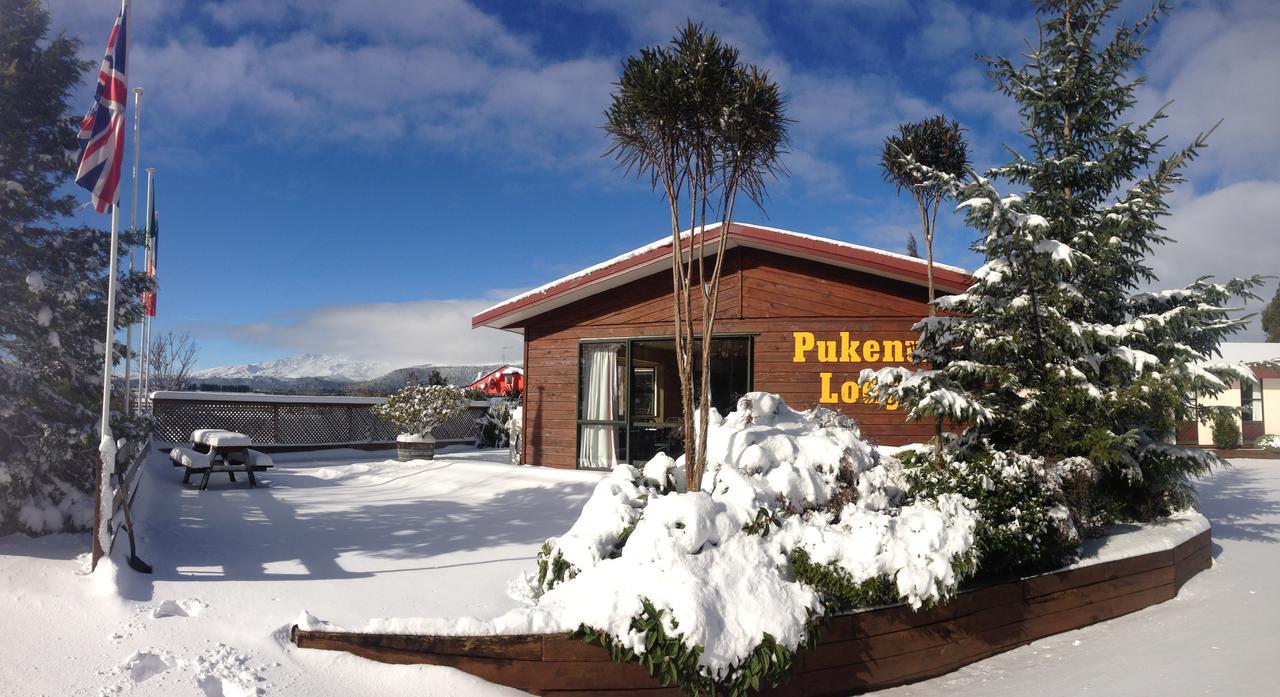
[883,459,1280,697]
[0,455,1275,696]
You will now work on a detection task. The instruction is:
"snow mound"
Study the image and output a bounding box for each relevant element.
[323,393,978,682]
[120,648,177,683]
[151,598,208,619]
[193,643,264,697]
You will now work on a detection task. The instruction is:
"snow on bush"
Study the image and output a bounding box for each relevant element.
[312,394,979,694]
[371,385,468,439]
[498,393,979,693]
[1257,434,1280,452]
[901,443,1089,577]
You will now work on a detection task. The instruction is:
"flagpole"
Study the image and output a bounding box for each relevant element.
[87,0,133,571]
[123,86,143,414]
[94,200,122,567]
[141,168,155,410]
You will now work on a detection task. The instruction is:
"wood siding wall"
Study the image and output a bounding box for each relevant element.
[519,247,937,469]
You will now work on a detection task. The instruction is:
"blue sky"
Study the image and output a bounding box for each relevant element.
[47,0,1280,370]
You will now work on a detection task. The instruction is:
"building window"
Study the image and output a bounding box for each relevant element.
[1241,382,1262,422]
[578,343,626,470]
[576,336,752,470]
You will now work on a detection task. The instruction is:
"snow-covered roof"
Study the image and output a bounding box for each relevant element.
[466,365,523,386]
[1213,343,1280,365]
[474,222,972,332]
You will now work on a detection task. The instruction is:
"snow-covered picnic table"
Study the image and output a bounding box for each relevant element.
[168,429,273,490]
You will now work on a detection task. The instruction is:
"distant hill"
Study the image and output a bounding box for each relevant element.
[348,364,509,395]
[186,354,514,396]
[192,353,390,382]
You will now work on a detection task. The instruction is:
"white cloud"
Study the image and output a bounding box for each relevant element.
[49,0,616,167]
[577,0,774,58]
[1137,0,1280,183]
[910,0,1032,63]
[220,297,519,367]
[1148,181,1280,341]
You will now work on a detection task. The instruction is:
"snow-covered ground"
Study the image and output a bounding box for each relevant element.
[0,453,1276,697]
[0,446,603,697]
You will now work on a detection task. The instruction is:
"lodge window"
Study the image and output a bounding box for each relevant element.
[576,336,753,470]
[1241,382,1262,422]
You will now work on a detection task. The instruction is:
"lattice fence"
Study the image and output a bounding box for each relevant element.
[151,394,487,447]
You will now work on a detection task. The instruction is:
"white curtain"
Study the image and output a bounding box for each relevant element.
[579,344,621,469]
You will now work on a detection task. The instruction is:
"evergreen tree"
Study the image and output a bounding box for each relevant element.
[905,232,920,258]
[0,0,147,533]
[1262,286,1280,342]
[866,0,1263,527]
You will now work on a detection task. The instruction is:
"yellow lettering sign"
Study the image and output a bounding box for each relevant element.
[798,332,912,411]
[818,373,899,410]
[793,332,914,365]
[793,331,815,362]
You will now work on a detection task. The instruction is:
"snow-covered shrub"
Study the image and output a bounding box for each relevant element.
[900,443,1083,578]
[1257,434,1280,452]
[507,393,978,696]
[1211,413,1241,450]
[372,385,468,438]
[474,400,516,448]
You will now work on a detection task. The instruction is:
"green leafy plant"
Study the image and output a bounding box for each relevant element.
[903,445,1079,578]
[789,548,898,612]
[577,600,816,697]
[1211,412,1241,450]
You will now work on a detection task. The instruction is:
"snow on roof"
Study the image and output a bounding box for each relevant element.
[475,222,971,330]
[740,221,968,274]
[1213,342,1280,365]
[469,365,523,384]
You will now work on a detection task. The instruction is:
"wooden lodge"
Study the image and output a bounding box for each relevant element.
[473,222,971,471]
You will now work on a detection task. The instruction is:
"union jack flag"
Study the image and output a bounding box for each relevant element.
[75,1,129,214]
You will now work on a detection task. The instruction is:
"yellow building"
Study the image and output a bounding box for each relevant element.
[1192,343,1280,447]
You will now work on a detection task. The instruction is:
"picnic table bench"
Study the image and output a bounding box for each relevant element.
[169,429,273,490]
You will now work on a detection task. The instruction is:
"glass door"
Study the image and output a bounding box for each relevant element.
[628,339,682,465]
[577,342,626,469]
[577,337,752,469]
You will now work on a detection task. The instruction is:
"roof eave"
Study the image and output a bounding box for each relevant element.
[473,223,972,330]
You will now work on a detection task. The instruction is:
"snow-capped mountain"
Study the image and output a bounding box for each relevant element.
[192,353,390,382]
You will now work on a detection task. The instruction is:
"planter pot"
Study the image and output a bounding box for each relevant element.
[397,434,436,462]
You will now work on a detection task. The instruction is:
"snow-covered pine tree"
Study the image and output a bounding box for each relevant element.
[0,0,149,533]
[866,0,1263,527]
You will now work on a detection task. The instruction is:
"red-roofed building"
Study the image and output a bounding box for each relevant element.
[466,366,525,397]
[474,222,972,470]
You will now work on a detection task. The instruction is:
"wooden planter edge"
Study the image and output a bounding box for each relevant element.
[290,525,1213,696]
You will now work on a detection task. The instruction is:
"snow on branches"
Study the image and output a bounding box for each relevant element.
[857,0,1265,525]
